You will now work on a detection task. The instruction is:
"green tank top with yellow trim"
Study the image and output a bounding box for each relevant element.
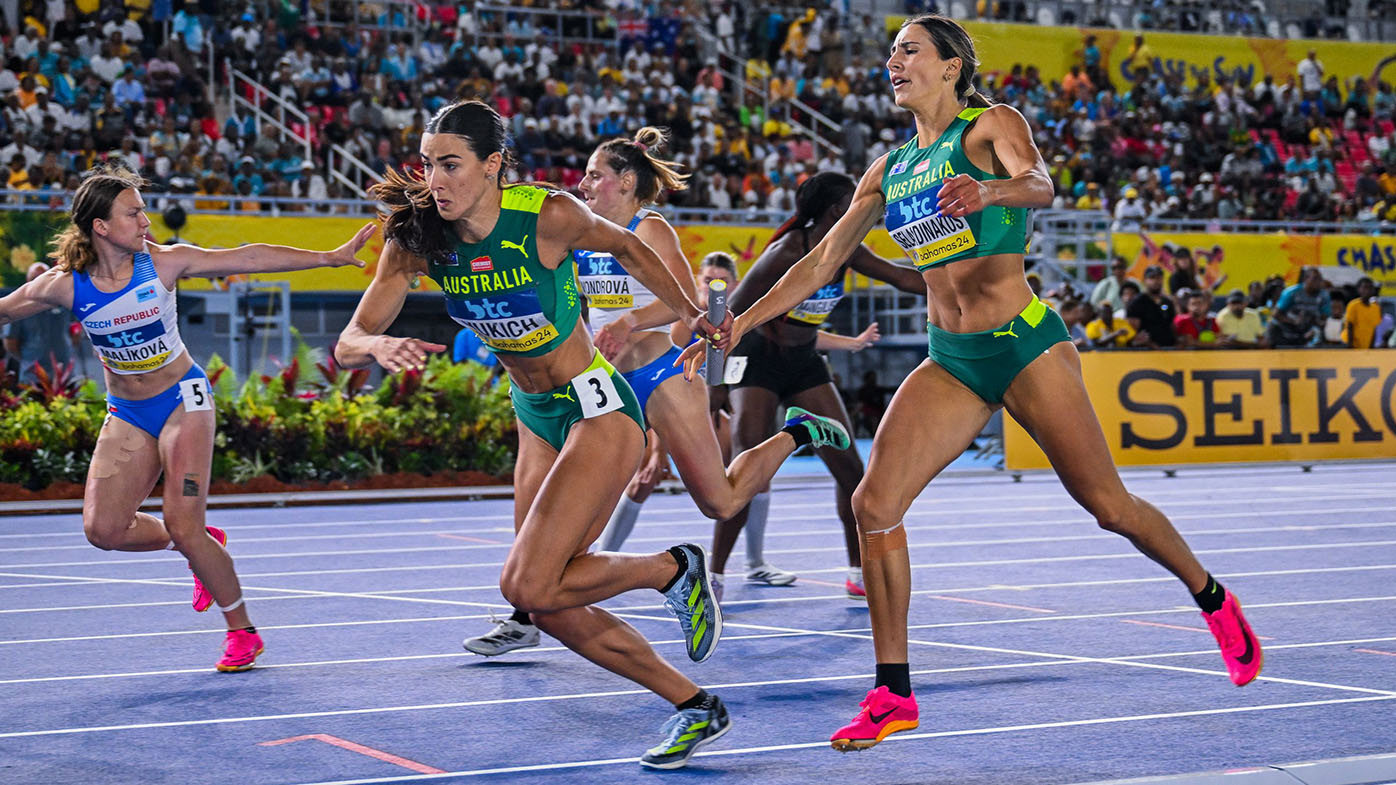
[427,185,581,357]
[881,107,1029,271]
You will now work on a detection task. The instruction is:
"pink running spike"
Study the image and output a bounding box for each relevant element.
[830,686,919,751]
[191,526,228,612]
[216,628,264,672]
[1201,591,1264,686]
[846,577,866,600]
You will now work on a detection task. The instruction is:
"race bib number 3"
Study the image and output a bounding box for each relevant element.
[179,378,213,412]
[572,367,626,419]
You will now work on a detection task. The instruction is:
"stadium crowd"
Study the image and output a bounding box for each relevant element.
[1,0,1395,227]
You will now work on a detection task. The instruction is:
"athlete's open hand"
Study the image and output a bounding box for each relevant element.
[675,312,740,381]
[936,174,991,218]
[326,223,377,268]
[594,315,635,361]
[852,321,881,351]
[369,335,446,373]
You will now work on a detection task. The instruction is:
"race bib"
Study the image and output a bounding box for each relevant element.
[891,212,977,267]
[723,356,747,385]
[179,378,213,412]
[572,367,626,419]
[580,275,636,309]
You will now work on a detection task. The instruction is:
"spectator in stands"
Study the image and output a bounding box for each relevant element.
[2,261,77,385]
[1298,50,1324,100]
[1112,186,1147,231]
[1218,289,1267,348]
[1342,277,1382,348]
[1168,246,1203,297]
[1174,290,1223,348]
[1060,299,1092,350]
[1091,255,1139,313]
[1086,301,1139,349]
[1267,267,1332,347]
[1127,264,1177,347]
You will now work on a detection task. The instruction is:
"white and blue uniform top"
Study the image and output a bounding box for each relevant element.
[573,210,671,335]
[71,250,187,375]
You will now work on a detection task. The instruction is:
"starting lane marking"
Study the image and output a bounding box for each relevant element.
[261,734,446,775]
[271,695,1396,785]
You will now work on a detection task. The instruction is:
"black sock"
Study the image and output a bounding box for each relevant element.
[676,688,716,711]
[659,545,689,594]
[781,420,813,447]
[1192,574,1226,614]
[242,626,257,634]
[509,608,531,625]
[875,663,912,698]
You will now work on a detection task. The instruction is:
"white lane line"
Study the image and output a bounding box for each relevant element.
[4,525,1395,573]
[2,651,1385,741]
[4,560,1396,616]
[0,614,489,646]
[274,695,1396,785]
[3,482,1392,540]
[5,506,1396,555]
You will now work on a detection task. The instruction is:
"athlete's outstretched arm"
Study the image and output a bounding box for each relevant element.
[847,245,925,295]
[0,267,70,328]
[677,156,888,377]
[815,322,880,352]
[335,240,445,372]
[543,193,715,339]
[593,215,697,358]
[937,104,1053,217]
[154,223,376,279]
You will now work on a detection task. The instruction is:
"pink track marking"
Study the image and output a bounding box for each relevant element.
[437,533,503,545]
[1122,619,1273,640]
[798,577,848,589]
[927,595,1057,614]
[1355,648,1396,657]
[260,734,446,774]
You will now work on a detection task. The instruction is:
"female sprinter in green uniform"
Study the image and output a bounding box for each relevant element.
[336,101,729,769]
[463,130,850,654]
[710,172,924,597]
[681,15,1264,751]
[0,166,374,672]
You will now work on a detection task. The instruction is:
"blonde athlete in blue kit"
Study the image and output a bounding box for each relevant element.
[0,166,374,672]
[682,14,1264,751]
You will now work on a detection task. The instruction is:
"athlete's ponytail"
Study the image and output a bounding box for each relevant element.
[597,127,689,204]
[51,165,146,274]
[371,166,456,262]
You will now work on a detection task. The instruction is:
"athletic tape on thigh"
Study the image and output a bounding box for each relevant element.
[90,425,147,479]
[860,520,907,559]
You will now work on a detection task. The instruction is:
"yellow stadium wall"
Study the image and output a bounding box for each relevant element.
[152,213,908,292]
[1112,230,1396,292]
[1004,349,1396,469]
[888,18,1393,87]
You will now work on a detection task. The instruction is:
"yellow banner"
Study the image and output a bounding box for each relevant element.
[1005,349,1396,469]
[1112,230,1396,293]
[152,213,911,292]
[889,18,1393,89]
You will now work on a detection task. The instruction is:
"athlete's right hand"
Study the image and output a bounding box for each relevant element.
[675,314,744,381]
[369,336,447,373]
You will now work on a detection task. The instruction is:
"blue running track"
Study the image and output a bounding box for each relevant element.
[1,462,1394,785]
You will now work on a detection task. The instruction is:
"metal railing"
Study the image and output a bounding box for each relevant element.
[327,144,384,200]
[226,66,313,162]
[473,3,618,48]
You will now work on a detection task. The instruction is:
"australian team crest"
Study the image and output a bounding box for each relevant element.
[440,251,460,266]
[889,161,908,176]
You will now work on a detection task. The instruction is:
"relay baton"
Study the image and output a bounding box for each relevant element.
[704,279,727,385]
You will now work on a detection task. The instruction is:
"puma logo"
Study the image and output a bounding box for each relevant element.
[993,325,1019,339]
[501,236,529,258]
[552,389,575,402]
[940,141,953,150]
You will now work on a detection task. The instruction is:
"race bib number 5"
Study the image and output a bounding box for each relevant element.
[572,367,626,419]
[179,378,213,412]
